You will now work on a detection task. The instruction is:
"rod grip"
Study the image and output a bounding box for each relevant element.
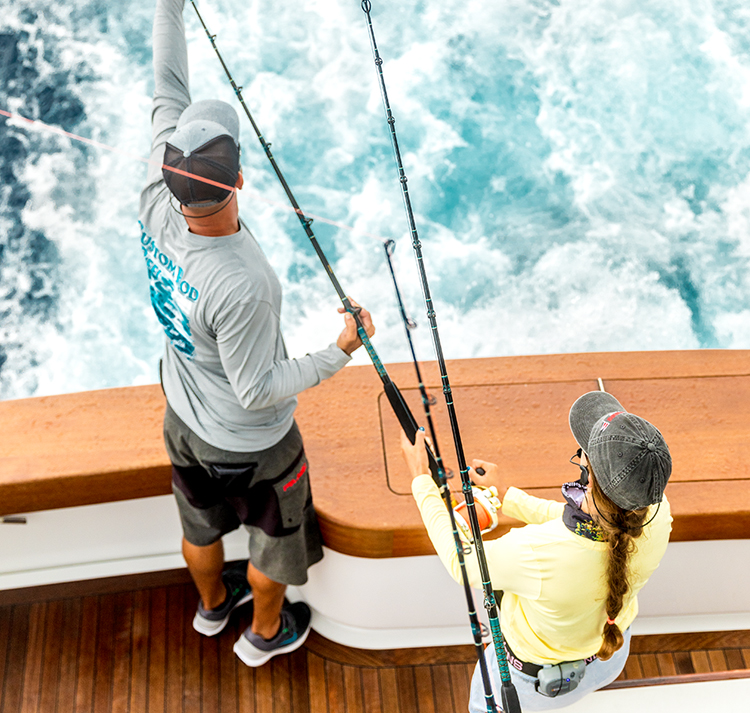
[501,681,522,713]
[383,380,440,484]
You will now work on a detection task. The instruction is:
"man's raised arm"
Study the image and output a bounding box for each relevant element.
[145,0,191,189]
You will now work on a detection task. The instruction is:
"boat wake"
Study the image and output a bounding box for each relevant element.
[2,0,750,399]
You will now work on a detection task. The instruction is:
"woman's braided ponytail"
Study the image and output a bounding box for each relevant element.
[590,475,649,661]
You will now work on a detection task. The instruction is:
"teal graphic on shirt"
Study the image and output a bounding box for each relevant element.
[139,221,198,359]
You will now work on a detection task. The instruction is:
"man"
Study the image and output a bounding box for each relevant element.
[139,0,374,667]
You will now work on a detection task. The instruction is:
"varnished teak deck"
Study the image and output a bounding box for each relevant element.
[1,576,749,712]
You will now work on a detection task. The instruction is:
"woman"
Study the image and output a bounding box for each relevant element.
[402,391,673,711]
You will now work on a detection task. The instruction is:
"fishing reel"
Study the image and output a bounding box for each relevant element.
[452,485,502,543]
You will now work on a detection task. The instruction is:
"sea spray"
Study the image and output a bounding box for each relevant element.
[2,0,750,400]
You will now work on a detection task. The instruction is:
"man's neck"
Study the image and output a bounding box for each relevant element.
[182,195,241,237]
[185,215,241,237]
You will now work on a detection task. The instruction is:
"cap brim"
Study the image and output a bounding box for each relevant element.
[569,391,627,452]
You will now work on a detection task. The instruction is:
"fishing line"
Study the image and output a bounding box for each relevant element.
[383,238,499,693]
[187,0,440,477]
[0,107,389,242]
[361,3,521,712]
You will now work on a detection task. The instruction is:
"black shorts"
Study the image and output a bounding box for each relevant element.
[163,404,323,586]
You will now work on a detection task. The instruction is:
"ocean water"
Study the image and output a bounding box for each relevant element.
[2,0,750,400]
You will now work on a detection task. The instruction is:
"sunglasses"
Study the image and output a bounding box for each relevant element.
[569,448,589,486]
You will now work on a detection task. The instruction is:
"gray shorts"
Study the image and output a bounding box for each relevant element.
[163,404,323,586]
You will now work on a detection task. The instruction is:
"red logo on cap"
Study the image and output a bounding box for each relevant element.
[599,411,625,432]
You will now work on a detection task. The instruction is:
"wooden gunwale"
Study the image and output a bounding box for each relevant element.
[1,350,750,557]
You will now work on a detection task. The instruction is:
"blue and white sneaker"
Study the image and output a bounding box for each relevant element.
[193,566,253,637]
[233,601,311,667]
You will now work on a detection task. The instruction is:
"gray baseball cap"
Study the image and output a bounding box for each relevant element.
[163,100,241,206]
[569,392,672,511]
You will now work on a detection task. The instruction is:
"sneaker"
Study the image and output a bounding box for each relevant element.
[192,566,253,636]
[233,601,311,667]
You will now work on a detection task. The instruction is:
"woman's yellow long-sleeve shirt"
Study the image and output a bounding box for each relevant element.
[411,475,672,664]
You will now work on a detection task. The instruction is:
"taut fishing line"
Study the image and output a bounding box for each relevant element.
[383,239,500,700]
[187,0,441,477]
[361,2,521,712]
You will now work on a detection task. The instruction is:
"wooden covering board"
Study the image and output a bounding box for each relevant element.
[1,350,749,557]
[0,385,169,509]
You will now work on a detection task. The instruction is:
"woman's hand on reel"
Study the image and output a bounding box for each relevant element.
[469,459,509,501]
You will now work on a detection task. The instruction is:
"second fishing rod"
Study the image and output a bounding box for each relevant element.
[188,0,440,477]
[361,2,521,712]
[383,239,499,707]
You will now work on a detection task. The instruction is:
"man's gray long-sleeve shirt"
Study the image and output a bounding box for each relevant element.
[139,0,350,451]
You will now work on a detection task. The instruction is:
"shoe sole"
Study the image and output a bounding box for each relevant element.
[233,623,311,667]
[192,591,254,637]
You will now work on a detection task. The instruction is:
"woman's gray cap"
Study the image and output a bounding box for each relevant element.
[569,391,672,511]
[162,100,241,206]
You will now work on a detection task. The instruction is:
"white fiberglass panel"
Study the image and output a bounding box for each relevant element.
[1,498,749,647]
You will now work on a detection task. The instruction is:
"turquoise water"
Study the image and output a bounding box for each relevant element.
[2,0,750,399]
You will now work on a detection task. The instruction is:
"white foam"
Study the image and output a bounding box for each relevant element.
[4,0,750,400]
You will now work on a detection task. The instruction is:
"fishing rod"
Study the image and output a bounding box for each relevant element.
[188,0,439,478]
[383,239,498,706]
[361,3,521,712]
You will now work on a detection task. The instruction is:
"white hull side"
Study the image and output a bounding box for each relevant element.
[1,495,749,648]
